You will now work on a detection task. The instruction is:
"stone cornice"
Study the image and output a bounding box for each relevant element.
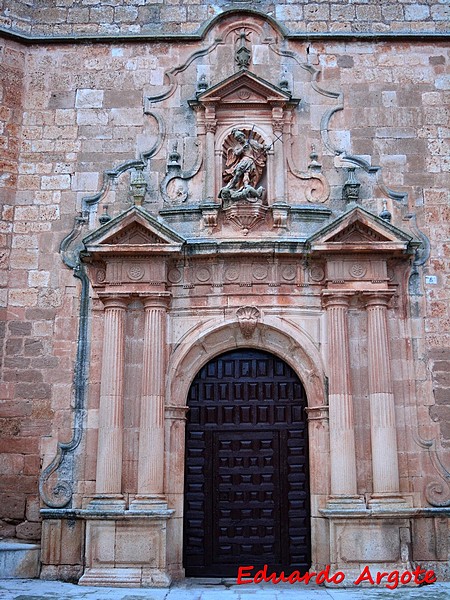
[1,5,448,53]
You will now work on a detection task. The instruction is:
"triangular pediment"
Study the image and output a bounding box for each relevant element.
[309,206,417,254]
[193,69,298,108]
[328,221,391,244]
[82,205,185,255]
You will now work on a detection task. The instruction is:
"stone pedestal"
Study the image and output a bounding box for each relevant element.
[323,509,413,585]
[79,510,174,588]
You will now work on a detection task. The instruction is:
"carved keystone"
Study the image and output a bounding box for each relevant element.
[236,305,261,339]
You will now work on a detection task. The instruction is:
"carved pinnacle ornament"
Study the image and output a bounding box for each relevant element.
[343,167,361,204]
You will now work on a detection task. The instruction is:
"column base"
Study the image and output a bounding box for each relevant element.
[88,494,126,511]
[368,493,412,511]
[326,495,367,512]
[129,495,168,511]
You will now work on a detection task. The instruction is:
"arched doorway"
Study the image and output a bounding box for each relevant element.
[183,348,311,577]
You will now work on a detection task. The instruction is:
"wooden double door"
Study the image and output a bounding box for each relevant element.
[183,349,311,577]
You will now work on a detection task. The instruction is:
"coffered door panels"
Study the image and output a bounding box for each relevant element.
[184,349,311,577]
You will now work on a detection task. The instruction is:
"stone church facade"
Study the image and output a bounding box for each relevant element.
[0,1,449,587]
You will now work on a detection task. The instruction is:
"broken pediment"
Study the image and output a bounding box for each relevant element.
[82,205,185,257]
[309,206,418,255]
[190,68,299,111]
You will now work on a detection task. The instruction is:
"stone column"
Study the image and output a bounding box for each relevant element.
[204,117,216,201]
[92,296,127,509]
[365,293,405,507]
[272,112,285,202]
[323,293,364,507]
[131,294,170,509]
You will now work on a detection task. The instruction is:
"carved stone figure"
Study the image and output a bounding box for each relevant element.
[219,128,269,202]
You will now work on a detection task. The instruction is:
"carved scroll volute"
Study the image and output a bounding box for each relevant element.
[237,306,261,339]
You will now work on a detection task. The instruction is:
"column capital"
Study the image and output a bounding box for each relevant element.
[305,405,329,422]
[205,120,217,134]
[140,292,172,310]
[98,295,129,310]
[165,405,189,421]
[362,290,395,309]
[321,291,354,309]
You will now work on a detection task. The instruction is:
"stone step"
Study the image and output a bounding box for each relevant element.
[0,539,40,578]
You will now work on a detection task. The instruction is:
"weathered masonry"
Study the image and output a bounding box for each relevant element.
[0,3,449,587]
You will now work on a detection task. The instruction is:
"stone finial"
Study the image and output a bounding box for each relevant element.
[235,31,251,69]
[379,199,392,222]
[196,74,208,96]
[236,305,261,339]
[343,167,361,204]
[308,145,322,172]
[279,66,290,92]
[130,164,147,206]
[168,142,181,170]
[99,204,111,225]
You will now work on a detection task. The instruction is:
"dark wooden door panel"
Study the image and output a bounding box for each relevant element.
[184,349,310,577]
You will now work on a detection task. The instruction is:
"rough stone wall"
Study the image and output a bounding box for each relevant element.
[0,6,448,539]
[0,0,33,35]
[0,0,448,37]
[0,37,43,541]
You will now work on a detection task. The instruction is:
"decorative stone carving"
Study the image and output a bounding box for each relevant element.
[200,202,220,232]
[286,144,330,204]
[218,128,270,234]
[127,264,145,281]
[349,262,367,279]
[160,140,202,204]
[272,201,290,229]
[343,167,361,204]
[129,164,147,206]
[309,265,325,282]
[219,128,269,201]
[236,305,261,339]
[223,201,268,235]
[235,30,251,69]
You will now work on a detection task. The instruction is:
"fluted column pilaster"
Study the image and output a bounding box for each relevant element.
[272,121,285,202]
[205,121,216,201]
[365,293,405,507]
[92,296,127,509]
[131,294,170,510]
[323,293,364,508]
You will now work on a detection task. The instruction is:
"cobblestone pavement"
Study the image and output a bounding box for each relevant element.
[1,579,450,600]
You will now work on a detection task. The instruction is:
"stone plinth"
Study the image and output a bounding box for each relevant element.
[78,509,174,588]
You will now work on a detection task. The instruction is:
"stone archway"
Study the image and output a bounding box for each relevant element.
[163,320,329,579]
